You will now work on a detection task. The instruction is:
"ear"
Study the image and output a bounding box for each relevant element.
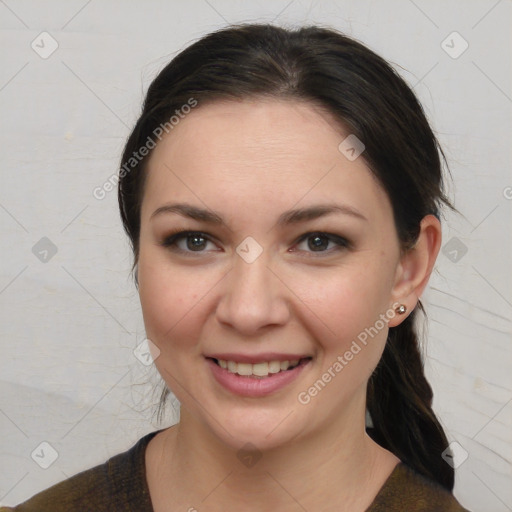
[387,214,442,327]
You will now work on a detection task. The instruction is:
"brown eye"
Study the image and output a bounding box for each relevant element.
[184,233,208,251]
[294,232,350,254]
[307,234,330,251]
[161,231,218,254]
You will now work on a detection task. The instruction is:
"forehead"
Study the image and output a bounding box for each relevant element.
[141,99,393,227]
[149,98,347,171]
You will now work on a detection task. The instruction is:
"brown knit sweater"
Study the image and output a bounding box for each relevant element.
[1,430,471,511]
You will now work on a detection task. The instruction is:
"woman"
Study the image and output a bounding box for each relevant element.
[2,23,471,511]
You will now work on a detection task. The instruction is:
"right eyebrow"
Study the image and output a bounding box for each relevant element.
[150,202,368,225]
[150,203,223,224]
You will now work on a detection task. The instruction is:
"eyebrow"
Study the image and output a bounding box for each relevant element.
[150,202,368,225]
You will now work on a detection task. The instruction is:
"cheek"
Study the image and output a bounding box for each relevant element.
[137,254,211,352]
[287,262,393,365]
[298,264,390,330]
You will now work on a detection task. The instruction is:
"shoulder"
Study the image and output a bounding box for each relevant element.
[367,462,471,512]
[0,430,162,512]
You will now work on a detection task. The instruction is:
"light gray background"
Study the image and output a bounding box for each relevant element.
[0,1,511,510]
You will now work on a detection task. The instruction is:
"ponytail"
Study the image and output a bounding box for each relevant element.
[366,307,454,491]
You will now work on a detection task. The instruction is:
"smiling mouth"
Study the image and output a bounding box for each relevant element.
[208,357,312,378]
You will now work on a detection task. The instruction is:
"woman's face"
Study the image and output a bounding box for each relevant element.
[138,99,407,450]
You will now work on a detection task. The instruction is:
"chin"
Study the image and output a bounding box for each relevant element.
[201,402,305,453]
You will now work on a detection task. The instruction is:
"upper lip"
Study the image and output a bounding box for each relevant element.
[205,353,312,364]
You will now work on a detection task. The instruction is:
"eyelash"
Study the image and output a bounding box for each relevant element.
[160,230,351,257]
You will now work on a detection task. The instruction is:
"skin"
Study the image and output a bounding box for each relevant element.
[137,98,442,511]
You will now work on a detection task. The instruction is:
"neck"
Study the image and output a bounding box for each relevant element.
[148,396,400,512]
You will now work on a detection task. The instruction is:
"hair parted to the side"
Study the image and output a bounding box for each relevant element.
[118,23,455,490]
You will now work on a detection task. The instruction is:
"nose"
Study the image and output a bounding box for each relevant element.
[215,252,290,336]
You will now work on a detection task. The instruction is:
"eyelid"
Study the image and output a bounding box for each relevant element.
[160,229,351,256]
[293,231,351,254]
[160,230,220,255]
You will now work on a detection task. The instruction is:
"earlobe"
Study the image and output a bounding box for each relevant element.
[388,214,442,327]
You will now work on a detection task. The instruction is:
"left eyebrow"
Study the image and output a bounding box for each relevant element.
[276,204,368,225]
[149,202,368,225]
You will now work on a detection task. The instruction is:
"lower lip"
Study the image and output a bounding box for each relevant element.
[206,358,311,398]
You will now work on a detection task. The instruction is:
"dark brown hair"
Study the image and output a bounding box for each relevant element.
[118,23,455,490]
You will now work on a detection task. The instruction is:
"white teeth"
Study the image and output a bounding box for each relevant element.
[252,362,269,376]
[237,363,252,376]
[215,358,305,377]
[268,361,281,374]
